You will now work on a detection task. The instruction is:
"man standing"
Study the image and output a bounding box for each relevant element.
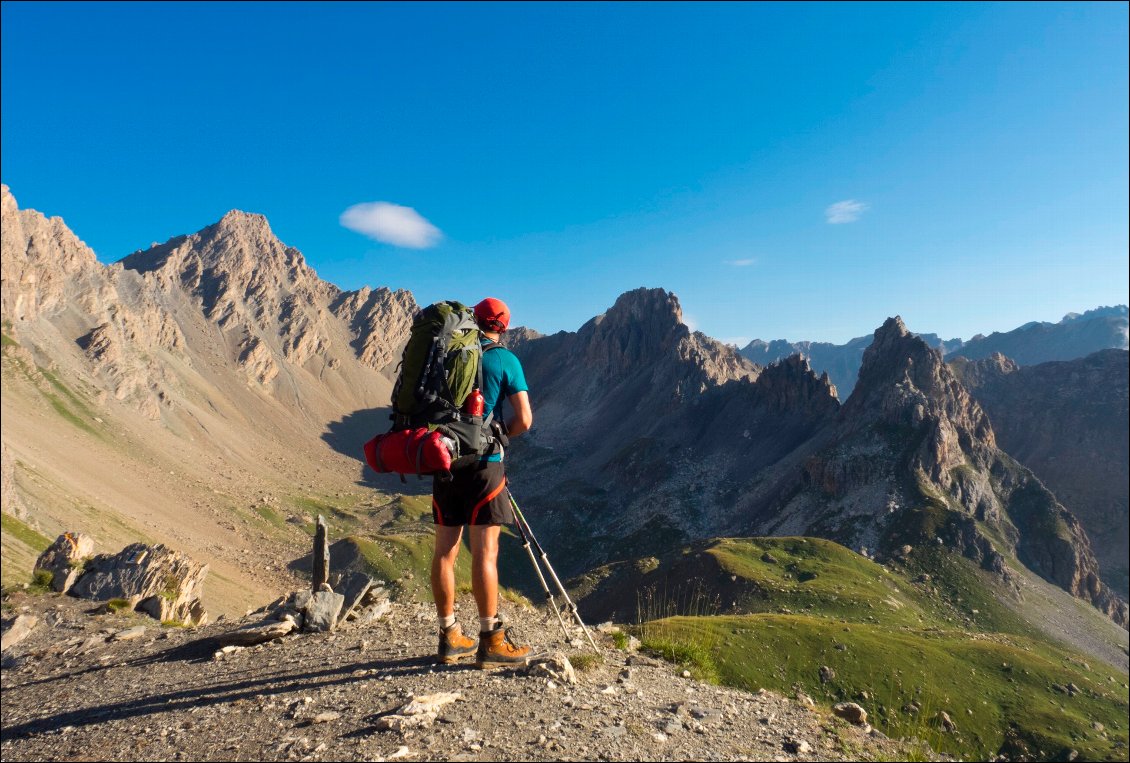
[430,297,534,668]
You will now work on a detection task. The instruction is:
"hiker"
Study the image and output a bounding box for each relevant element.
[430,297,534,668]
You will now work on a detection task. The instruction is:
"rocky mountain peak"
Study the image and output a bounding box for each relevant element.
[1,186,103,322]
[754,354,840,414]
[574,287,690,375]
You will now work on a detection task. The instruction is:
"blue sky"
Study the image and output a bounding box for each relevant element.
[2,2,1127,345]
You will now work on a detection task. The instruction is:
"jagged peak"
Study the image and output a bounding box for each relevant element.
[877,315,909,339]
[755,353,840,410]
[603,287,684,327]
[212,209,274,236]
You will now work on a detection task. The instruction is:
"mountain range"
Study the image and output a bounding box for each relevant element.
[740,306,1128,398]
[2,186,1126,633]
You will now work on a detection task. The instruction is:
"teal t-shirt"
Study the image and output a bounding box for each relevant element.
[480,339,528,461]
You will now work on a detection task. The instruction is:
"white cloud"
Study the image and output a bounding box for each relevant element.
[825,199,869,224]
[725,258,757,267]
[340,201,442,248]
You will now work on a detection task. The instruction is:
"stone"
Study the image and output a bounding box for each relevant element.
[137,595,208,626]
[784,738,811,754]
[67,542,208,625]
[302,590,345,633]
[376,692,461,731]
[819,665,836,683]
[312,516,329,591]
[34,532,95,593]
[217,618,297,646]
[111,626,147,641]
[795,691,816,710]
[938,711,957,733]
[525,652,577,685]
[311,711,340,724]
[1,614,38,652]
[832,702,867,725]
[335,571,374,625]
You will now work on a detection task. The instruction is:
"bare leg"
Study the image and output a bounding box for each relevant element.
[431,525,464,617]
[468,524,501,621]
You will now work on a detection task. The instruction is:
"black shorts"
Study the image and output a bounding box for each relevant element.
[432,461,514,526]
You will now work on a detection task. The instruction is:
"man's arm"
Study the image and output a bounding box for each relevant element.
[506,391,533,438]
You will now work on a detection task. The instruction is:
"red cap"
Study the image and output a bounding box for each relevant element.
[474,297,510,333]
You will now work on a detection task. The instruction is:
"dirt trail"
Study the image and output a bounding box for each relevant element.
[0,592,923,762]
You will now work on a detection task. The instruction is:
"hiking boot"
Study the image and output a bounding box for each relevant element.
[476,625,530,669]
[437,623,476,664]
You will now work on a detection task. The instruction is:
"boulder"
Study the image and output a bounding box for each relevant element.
[67,543,208,625]
[34,533,95,593]
[302,590,344,632]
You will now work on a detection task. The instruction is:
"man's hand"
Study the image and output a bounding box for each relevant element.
[506,391,533,438]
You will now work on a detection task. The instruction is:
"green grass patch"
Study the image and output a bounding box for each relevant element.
[652,613,1128,762]
[345,533,472,602]
[570,652,601,672]
[253,503,290,531]
[707,537,939,628]
[1,513,51,552]
[106,598,133,613]
[27,569,54,593]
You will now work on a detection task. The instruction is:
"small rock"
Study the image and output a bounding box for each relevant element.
[832,702,867,725]
[938,711,957,733]
[784,738,811,754]
[681,670,691,679]
[1,615,38,652]
[311,711,340,724]
[819,665,836,683]
[217,618,296,646]
[525,652,576,684]
[111,626,147,641]
[795,691,816,710]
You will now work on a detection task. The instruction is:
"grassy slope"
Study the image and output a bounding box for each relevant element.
[590,537,1129,762]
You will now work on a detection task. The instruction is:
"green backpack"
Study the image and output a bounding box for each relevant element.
[391,301,500,468]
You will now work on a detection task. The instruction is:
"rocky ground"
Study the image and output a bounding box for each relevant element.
[0,591,927,762]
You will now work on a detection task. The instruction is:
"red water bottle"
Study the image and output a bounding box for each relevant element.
[464,388,484,417]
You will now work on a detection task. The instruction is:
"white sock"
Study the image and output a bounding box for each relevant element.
[479,615,498,633]
[438,614,456,631]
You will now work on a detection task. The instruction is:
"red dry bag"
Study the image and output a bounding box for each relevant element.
[363,428,453,476]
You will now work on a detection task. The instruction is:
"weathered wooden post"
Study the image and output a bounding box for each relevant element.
[312,515,329,591]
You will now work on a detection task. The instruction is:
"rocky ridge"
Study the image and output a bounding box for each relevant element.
[740,318,1127,626]
[951,349,1130,597]
[739,307,1128,399]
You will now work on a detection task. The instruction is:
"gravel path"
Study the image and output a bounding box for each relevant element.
[1,592,924,762]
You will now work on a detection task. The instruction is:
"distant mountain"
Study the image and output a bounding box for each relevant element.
[510,295,1127,626]
[951,306,1129,364]
[740,308,1128,398]
[951,349,1130,597]
[740,333,961,399]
